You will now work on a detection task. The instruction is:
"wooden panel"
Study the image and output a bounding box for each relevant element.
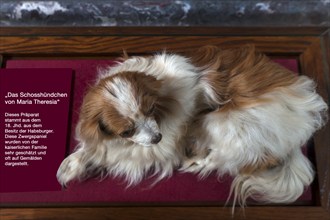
[0,27,328,36]
[299,32,330,211]
[0,36,316,56]
[1,207,329,220]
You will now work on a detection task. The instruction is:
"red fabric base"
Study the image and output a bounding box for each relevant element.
[1,58,312,205]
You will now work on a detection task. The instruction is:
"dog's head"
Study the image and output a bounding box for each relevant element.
[77,71,167,146]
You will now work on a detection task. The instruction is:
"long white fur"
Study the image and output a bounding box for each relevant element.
[56,49,328,208]
[182,74,328,206]
[229,148,314,205]
[57,53,200,187]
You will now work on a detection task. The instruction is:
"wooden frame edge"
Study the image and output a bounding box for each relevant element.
[1,206,329,220]
[0,27,328,37]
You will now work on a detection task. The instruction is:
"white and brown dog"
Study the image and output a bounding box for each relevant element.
[57,45,327,208]
[57,53,200,187]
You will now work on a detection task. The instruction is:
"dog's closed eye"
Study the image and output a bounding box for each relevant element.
[119,127,135,138]
[198,106,220,115]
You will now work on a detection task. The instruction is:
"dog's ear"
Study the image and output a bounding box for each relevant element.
[97,119,113,136]
[76,119,102,142]
[76,86,106,142]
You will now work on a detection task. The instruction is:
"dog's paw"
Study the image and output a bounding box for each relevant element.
[56,154,84,188]
[180,157,208,173]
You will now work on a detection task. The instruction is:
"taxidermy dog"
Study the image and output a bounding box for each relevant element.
[57,53,200,187]
[181,45,328,207]
[57,45,327,209]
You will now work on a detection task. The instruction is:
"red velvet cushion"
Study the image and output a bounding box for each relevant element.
[1,58,312,205]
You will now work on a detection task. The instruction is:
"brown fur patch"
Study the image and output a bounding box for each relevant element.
[189,45,298,112]
[78,84,121,141]
[239,154,281,175]
[77,71,175,142]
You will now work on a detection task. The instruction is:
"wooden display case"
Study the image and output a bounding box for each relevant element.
[0,27,329,219]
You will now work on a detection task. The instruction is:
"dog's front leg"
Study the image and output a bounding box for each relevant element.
[180,143,213,174]
[181,154,212,172]
[56,147,88,188]
[181,149,220,179]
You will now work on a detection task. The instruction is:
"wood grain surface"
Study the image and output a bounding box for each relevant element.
[1,206,330,220]
[0,35,319,56]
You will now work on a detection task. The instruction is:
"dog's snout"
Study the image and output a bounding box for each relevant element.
[151,133,162,144]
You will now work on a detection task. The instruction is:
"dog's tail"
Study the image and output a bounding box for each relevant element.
[229,148,314,210]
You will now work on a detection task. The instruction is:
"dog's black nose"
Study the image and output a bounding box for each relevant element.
[151,133,162,144]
